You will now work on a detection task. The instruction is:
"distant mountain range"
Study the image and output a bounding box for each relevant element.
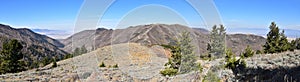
[0,24,68,65]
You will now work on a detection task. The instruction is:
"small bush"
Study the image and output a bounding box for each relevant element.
[52,58,57,68]
[242,45,254,58]
[160,68,178,76]
[256,50,263,54]
[63,54,73,60]
[99,62,106,67]
[202,71,221,82]
[198,63,203,73]
[113,64,118,68]
[240,59,246,68]
[225,49,246,70]
[200,53,212,61]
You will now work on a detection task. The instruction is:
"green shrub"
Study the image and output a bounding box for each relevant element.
[290,38,300,50]
[202,71,221,82]
[256,50,263,54]
[41,57,51,66]
[160,68,178,76]
[198,63,203,73]
[52,58,57,68]
[200,53,212,61]
[242,45,254,58]
[240,59,247,68]
[113,64,118,68]
[99,62,106,67]
[225,49,246,70]
[63,54,73,60]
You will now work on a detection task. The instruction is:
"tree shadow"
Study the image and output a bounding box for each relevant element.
[233,66,300,82]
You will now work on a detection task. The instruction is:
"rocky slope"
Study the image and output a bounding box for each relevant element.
[62,24,265,56]
[1,42,299,82]
[0,43,170,81]
[0,24,68,64]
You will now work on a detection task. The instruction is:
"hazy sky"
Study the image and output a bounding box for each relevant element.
[0,0,299,38]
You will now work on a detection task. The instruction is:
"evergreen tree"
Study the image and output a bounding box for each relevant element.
[263,22,281,53]
[73,47,81,56]
[278,30,290,52]
[209,25,226,58]
[295,38,300,49]
[0,39,25,74]
[41,56,51,66]
[51,58,57,68]
[80,45,87,54]
[178,31,197,74]
[73,45,88,56]
[241,45,254,58]
[113,64,118,68]
[99,62,106,67]
[289,40,296,51]
[161,31,198,76]
[264,22,292,53]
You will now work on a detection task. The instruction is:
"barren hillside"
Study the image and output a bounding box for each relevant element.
[62,24,265,56]
[0,24,68,64]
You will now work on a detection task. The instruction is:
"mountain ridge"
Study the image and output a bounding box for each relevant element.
[0,24,68,67]
[61,24,266,56]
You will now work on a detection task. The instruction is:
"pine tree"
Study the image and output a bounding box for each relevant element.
[73,47,81,56]
[0,39,25,74]
[263,22,281,53]
[52,58,57,68]
[295,38,300,49]
[80,45,87,54]
[263,22,293,53]
[161,31,198,76]
[99,62,106,67]
[289,40,296,51]
[178,31,197,74]
[278,30,290,52]
[208,25,226,58]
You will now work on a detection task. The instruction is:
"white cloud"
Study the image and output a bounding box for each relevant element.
[0,22,72,39]
[32,29,72,39]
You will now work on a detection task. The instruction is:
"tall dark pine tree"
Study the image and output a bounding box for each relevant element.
[0,39,25,74]
[263,22,280,53]
[264,22,291,53]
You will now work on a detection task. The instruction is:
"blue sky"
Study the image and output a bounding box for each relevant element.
[0,0,299,38]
